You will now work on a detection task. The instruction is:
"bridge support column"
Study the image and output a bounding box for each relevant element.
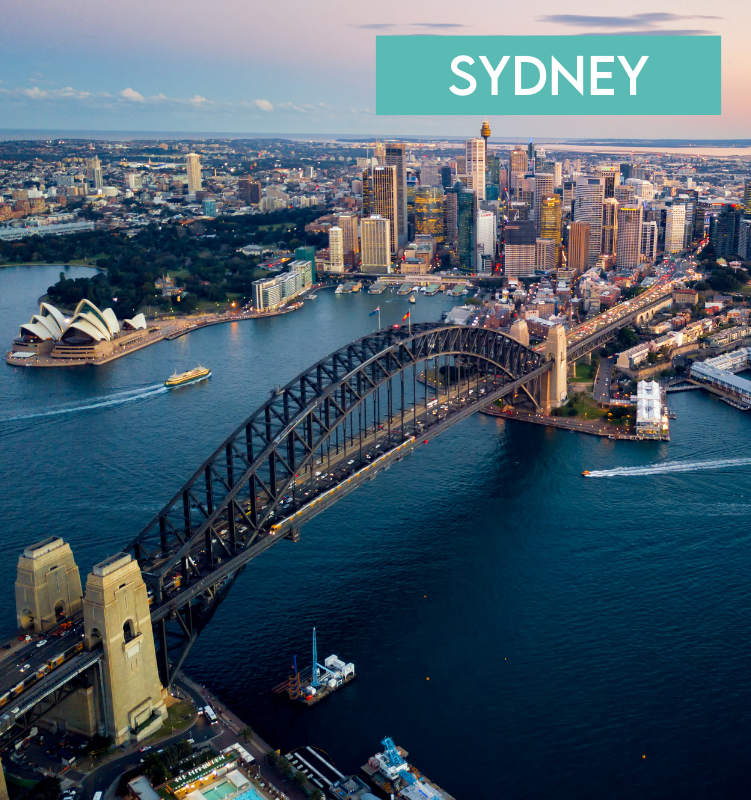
[545,324,568,410]
[15,537,83,633]
[509,319,529,347]
[83,554,167,745]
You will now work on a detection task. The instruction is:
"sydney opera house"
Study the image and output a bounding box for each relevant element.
[13,299,148,360]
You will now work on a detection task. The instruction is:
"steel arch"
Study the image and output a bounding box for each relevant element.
[128,323,550,683]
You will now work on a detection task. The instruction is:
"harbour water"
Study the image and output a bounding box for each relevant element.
[2,266,751,798]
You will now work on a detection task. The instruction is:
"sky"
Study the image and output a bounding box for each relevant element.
[0,0,749,138]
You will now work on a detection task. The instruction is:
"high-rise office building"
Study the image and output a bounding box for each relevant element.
[504,221,536,277]
[601,198,619,258]
[616,206,643,269]
[538,194,562,265]
[440,166,453,190]
[533,173,554,234]
[338,213,359,266]
[562,180,575,217]
[615,184,635,206]
[535,238,556,271]
[239,179,262,204]
[420,164,442,187]
[415,187,445,244]
[553,162,563,188]
[385,144,408,246]
[456,187,477,272]
[486,155,501,195]
[86,156,103,191]
[374,142,386,166]
[294,245,317,282]
[620,163,633,181]
[738,218,751,260]
[476,209,496,272]
[641,221,658,263]
[186,153,202,195]
[709,204,742,258]
[510,147,527,177]
[444,187,459,266]
[744,179,751,214]
[664,205,687,254]
[361,216,391,272]
[596,166,620,199]
[363,166,398,253]
[574,176,605,267]
[527,139,536,174]
[465,138,486,201]
[328,226,345,273]
[567,221,590,274]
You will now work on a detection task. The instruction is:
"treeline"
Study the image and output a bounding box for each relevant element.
[693,243,751,293]
[5,207,326,318]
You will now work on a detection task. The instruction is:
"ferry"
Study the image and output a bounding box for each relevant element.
[408,294,416,304]
[165,366,211,388]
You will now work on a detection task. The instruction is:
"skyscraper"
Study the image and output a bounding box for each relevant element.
[186,153,202,196]
[615,184,635,206]
[616,206,643,269]
[504,221,536,278]
[510,146,527,176]
[535,238,556,271]
[574,176,605,267]
[476,209,496,272]
[361,216,391,273]
[527,139,536,174]
[664,205,687,254]
[709,204,742,258]
[440,166,453,190]
[444,187,459,266]
[533,173,554,234]
[328,226,344,273]
[538,194,562,265]
[601,198,619,258]
[596,166,619,199]
[239,179,262,204]
[465,138,486,201]
[363,166,398,253]
[385,144,408,246]
[641,221,658,262]
[567,222,590,274]
[86,156,103,191]
[338,213,359,266]
[744,179,751,214]
[415,187,445,244]
[456,187,477,271]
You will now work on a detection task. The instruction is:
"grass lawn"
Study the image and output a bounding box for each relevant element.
[142,700,195,744]
[561,393,608,420]
[574,362,596,381]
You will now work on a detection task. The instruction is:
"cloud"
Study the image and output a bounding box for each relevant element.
[189,95,208,104]
[254,98,273,111]
[120,87,145,102]
[353,22,468,29]
[539,13,720,29]
[581,28,716,36]
[22,87,47,99]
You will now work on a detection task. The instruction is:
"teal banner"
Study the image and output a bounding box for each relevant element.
[376,36,721,115]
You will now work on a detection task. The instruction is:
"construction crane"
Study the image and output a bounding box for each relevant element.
[311,627,320,688]
[381,737,405,767]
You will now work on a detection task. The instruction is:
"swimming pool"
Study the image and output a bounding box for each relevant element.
[233,788,265,800]
[200,782,234,800]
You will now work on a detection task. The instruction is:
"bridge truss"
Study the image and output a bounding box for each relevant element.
[125,323,551,684]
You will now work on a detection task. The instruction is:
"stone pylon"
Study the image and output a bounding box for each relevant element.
[15,537,83,632]
[83,553,166,744]
[545,324,568,409]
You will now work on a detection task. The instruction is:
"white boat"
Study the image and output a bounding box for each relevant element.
[335,285,344,294]
[306,294,317,300]
[408,295,416,304]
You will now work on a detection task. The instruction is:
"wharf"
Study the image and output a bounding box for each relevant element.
[480,406,669,441]
[361,746,456,800]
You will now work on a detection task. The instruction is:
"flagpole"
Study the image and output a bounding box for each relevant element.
[378,308,381,331]
[408,312,411,336]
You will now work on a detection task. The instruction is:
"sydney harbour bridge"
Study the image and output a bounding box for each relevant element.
[1,320,595,744]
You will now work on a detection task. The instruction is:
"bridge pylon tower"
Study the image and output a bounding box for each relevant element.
[544,324,568,411]
[83,553,167,745]
[15,537,83,633]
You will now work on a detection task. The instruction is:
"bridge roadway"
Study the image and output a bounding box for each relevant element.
[145,357,552,627]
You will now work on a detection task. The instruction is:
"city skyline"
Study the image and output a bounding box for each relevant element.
[0,1,749,137]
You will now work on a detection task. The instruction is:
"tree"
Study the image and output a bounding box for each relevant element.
[240,725,254,743]
[292,771,307,789]
[310,789,324,800]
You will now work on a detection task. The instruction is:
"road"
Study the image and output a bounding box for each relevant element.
[0,619,85,702]
[593,357,614,404]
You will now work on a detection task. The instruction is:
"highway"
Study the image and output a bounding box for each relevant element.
[593,357,614,404]
[0,618,85,703]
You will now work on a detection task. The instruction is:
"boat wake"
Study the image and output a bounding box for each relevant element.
[1,384,167,422]
[587,457,751,478]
